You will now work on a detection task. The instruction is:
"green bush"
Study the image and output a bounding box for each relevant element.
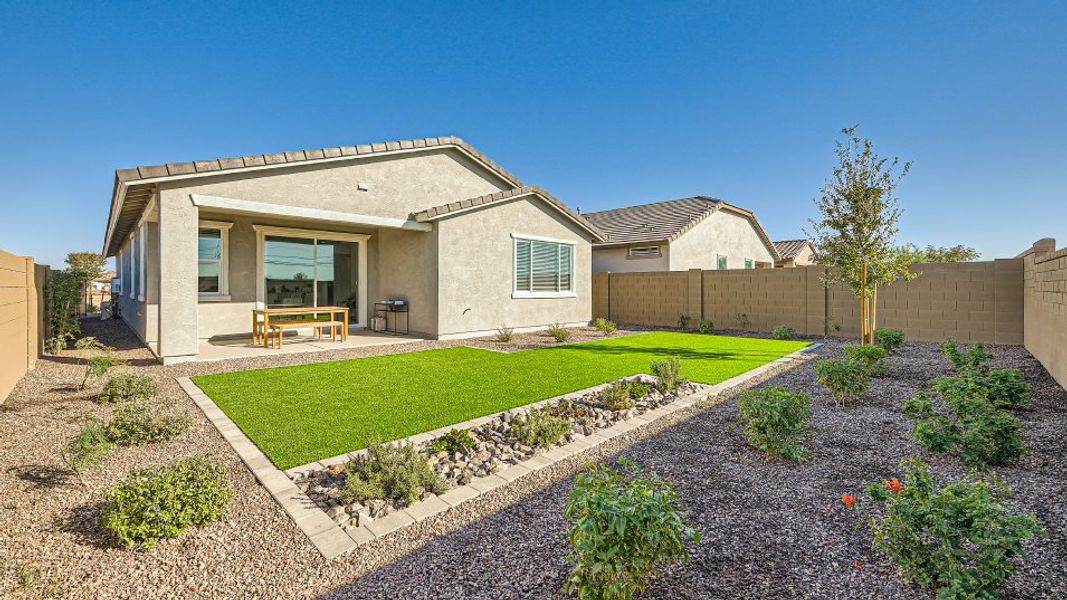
[941,339,994,373]
[904,385,1025,470]
[99,456,233,549]
[62,418,112,485]
[736,312,751,330]
[843,344,889,376]
[697,319,714,334]
[677,314,691,330]
[814,358,870,406]
[548,323,571,343]
[863,458,1040,599]
[105,401,191,446]
[45,268,90,354]
[339,442,447,506]
[593,317,618,335]
[98,374,157,404]
[511,407,572,449]
[650,358,682,393]
[982,368,1031,409]
[772,325,797,340]
[874,328,905,353]
[599,382,636,411]
[627,381,652,399]
[75,337,123,389]
[495,325,515,342]
[737,386,812,462]
[428,428,476,454]
[565,459,700,600]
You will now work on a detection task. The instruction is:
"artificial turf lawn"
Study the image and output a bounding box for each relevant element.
[192,332,809,469]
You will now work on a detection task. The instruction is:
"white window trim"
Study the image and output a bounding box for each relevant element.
[744,257,754,270]
[512,234,577,299]
[137,224,147,301]
[628,245,661,258]
[717,254,728,270]
[127,233,136,298]
[198,220,234,298]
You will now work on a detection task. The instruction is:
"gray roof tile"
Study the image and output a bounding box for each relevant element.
[773,239,811,259]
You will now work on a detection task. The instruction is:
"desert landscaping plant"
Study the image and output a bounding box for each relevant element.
[843,343,888,376]
[697,319,714,334]
[650,358,682,393]
[736,312,751,330]
[814,358,870,406]
[339,441,446,507]
[737,386,812,462]
[806,126,916,345]
[861,458,1040,599]
[565,459,700,600]
[599,382,636,411]
[61,418,112,486]
[99,456,233,549]
[677,314,691,330]
[74,337,123,390]
[772,325,797,340]
[940,339,1030,409]
[510,407,571,449]
[104,401,192,446]
[874,328,905,353]
[45,268,91,353]
[593,317,618,335]
[548,322,571,343]
[428,428,476,454]
[495,325,515,342]
[97,374,157,405]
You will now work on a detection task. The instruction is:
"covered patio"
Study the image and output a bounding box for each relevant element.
[189,328,424,364]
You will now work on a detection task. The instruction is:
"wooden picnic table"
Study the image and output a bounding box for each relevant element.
[252,306,350,348]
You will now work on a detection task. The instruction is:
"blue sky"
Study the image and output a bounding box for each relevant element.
[1,1,1064,267]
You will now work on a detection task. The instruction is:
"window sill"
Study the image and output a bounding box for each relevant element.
[199,294,232,303]
[512,291,577,299]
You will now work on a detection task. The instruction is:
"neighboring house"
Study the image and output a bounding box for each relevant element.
[583,196,779,273]
[773,239,816,268]
[102,136,604,363]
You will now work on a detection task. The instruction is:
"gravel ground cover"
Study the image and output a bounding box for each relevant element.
[1,318,1063,599]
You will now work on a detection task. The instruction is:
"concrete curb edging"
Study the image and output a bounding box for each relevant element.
[178,342,819,559]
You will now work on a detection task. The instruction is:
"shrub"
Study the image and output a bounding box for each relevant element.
[697,319,714,334]
[874,328,905,353]
[982,368,1031,410]
[99,456,233,549]
[98,374,157,404]
[593,317,618,335]
[627,381,653,399]
[565,459,700,600]
[941,339,994,374]
[339,442,447,506]
[548,323,571,343]
[737,386,812,462]
[736,312,751,330]
[428,428,476,454]
[62,418,112,486]
[74,337,123,389]
[814,358,870,406]
[511,407,571,449]
[495,325,514,342]
[599,382,636,411]
[862,458,1040,599]
[772,325,797,340]
[650,358,682,393]
[105,401,192,446]
[45,268,90,354]
[904,385,1025,470]
[843,344,888,376]
[677,314,691,330]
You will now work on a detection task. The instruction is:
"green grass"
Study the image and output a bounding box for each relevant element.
[192,332,808,469]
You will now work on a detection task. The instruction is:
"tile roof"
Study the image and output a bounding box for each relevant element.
[773,239,811,259]
[413,186,606,241]
[582,196,722,245]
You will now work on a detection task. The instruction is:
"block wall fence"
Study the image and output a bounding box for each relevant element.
[593,239,1065,387]
[0,250,49,403]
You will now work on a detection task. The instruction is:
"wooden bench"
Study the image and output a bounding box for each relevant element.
[267,320,344,349]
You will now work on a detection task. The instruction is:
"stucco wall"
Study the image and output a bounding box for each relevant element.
[592,245,670,273]
[376,227,438,336]
[668,210,775,270]
[435,197,595,337]
[115,222,159,351]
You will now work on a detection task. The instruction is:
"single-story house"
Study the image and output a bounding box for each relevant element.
[102,136,604,363]
[583,196,779,273]
[773,239,817,268]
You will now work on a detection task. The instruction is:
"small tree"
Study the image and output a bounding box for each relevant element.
[807,127,915,345]
[45,268,91,352]
[897,244,981,264]
[66,251,106,311]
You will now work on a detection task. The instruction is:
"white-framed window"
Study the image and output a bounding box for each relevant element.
[198,221,233,296]
[717,255,727,270]
[128,233,137,298]
[628,245,661,258]
[744,258,754,270]
[513,234,575,298]
[137,224,147,301]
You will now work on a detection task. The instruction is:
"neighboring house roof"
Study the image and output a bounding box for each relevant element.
[773,239,812,260]
[414,186,606,242]
[103,136,525,256]
[583,196,780,260]
[95,270,117,282]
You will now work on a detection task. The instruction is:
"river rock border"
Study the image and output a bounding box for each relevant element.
[177,342,820,559]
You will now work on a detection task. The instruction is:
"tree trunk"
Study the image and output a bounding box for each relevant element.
[871,284,879,341]
[860,261,869,344]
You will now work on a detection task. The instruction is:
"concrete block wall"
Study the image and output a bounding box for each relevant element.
[1021,239,1067,387]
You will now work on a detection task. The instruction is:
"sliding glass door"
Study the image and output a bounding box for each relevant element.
[262,234,361,314]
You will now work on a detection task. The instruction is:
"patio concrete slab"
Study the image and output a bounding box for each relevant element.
[186,329,423,363]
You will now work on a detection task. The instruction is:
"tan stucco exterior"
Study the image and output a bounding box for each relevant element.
[592,209,775,273]
[109,145,595,361]
[776,243,816,268]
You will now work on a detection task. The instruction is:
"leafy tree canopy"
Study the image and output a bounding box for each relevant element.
[65,251,106,279]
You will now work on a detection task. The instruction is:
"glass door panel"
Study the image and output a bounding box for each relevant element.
[264,236,315,307]
[323,240,359,313]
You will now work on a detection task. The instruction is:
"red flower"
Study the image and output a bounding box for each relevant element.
[853,560,863,570]
[840,493,857,509]
[885,478,904,494]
